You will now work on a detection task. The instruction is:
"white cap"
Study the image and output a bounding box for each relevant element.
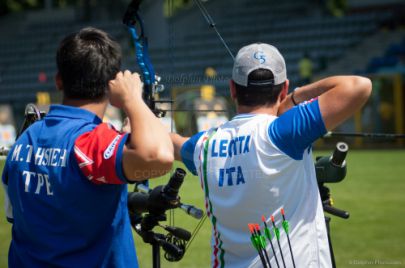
[232,43,287,87]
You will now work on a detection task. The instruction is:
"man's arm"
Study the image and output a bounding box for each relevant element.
[170,133,189,161]
[316,76,371,130]
[109,71,174,181]
[278,76,372,130]
[269,76,371,160]
[170,131,206,175]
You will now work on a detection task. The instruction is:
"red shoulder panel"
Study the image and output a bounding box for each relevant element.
[74,123,127,184]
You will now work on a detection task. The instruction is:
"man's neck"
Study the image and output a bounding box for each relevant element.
[237,104,279,116]
[62,98,108,119]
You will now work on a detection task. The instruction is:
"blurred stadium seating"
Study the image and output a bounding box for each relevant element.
[0,16,127,103]
[364,36,405,73]
[0,0,403,116]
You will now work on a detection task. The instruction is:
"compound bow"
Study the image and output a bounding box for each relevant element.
[122,1,207,265]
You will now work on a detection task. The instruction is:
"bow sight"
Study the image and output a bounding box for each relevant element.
[127,168,204,267]
[315,142,350,219]
[315,142,350,268]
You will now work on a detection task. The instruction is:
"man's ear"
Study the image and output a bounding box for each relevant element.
[229,80,237,100]
[279,79,289,102]
[55,73,63,91]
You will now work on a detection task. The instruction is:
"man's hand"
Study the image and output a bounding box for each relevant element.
[108,70,143,109]
[110,70,174,181]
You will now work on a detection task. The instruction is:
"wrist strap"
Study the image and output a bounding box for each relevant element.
[291,90,298,106]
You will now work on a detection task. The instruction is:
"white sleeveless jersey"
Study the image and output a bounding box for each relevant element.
[182,101,332,268]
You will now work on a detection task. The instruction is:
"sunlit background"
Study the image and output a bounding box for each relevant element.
[0,0,404,267]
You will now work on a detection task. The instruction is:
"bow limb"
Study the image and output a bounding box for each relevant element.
[123,0,207,253]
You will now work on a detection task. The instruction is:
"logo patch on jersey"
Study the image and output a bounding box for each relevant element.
[301,97,318,106]
[104,135,121,160]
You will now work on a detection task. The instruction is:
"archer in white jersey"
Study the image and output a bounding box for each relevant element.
[181,100,329,268]
[171,43,372,268]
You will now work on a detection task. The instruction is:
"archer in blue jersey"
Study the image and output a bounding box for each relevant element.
[2,27,174,268]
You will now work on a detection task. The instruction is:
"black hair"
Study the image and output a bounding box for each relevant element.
[234,69,285,106]
[56,27,121,100]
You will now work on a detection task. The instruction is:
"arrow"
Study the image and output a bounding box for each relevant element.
[281,208,296,268]
[262,215,280,268]
[271,215,286,268]
[254,223,272,268]
[248,223,269,268]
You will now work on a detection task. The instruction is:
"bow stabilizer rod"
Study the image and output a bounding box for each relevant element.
[324,131,405,139]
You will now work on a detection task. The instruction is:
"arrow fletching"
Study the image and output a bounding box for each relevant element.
[254,236,262,248]
[253,223,268,249]
[282,220,290,234]
[248,224,260,251]
[260,235,267,249]
[271,215,280,240]
[274,226,280,240]
[250,236,259,250]
[264,226,272,240]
